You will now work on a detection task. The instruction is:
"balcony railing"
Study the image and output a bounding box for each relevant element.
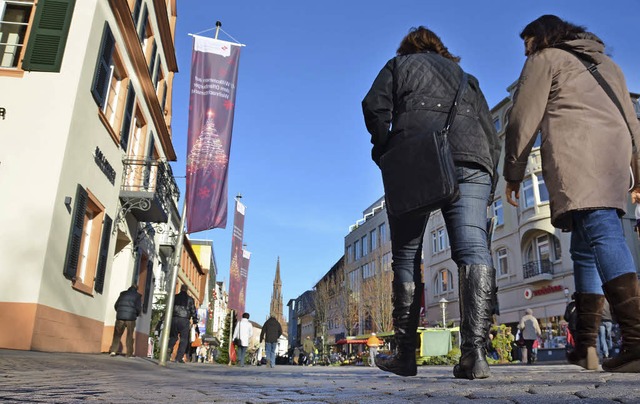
[119,158,180,223]
[523,259,553,281]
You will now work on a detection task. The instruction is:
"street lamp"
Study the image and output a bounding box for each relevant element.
[439,298,448,328]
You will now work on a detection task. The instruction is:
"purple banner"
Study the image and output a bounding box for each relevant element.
[228,200,246,316]
[185,36,241,233]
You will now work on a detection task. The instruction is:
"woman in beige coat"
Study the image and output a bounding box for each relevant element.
[503,15,640,373]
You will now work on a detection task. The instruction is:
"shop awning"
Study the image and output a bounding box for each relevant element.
[335,339,368,345]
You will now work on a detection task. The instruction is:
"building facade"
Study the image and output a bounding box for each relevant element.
[0,0,209,356]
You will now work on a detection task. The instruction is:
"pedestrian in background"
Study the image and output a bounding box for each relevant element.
[504,14,640,373]
[367,333,382,367]
[303,336,315,366]
[518,309,541,365]
[109,284,142,357]
[598,300,614,359]
[362,26,500,379]
[167,284,198,363]
[260,316,282,368]
[232,312,253,367]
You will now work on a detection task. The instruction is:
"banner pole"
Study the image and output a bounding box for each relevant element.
[214,20,221,40]
[228,308,235,366]
[158,201,188,366]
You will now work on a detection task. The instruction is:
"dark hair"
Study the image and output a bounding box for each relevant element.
[242,312,250,319]
[180,284,188,292]
[396,26,460,62]
[520,15,588,55]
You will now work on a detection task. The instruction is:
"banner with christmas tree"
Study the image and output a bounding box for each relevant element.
[228,199,245,317]
[185,35,241,233]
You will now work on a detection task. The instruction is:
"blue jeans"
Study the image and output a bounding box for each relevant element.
[389,165,493,283]
[570,209,636,294]
[265,342,277,367]
[236,346,247,366]
[598,321,613,357]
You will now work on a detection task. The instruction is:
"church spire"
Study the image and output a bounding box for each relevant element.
[269,257,286,327]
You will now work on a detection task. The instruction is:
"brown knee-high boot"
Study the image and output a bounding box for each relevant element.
[602,273,640,372]
[566,293,604,370]
[453,265,495,380]
[375,282,418,376]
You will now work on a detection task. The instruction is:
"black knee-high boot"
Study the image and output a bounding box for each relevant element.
[453,265,495,380]
[376,282,418,376]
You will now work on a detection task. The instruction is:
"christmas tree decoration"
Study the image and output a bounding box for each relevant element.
[186,112,228,175]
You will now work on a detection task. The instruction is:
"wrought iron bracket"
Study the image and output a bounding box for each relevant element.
[113,197,152,235]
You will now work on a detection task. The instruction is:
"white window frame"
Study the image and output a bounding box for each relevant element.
[497,248,508,276]
[493,198,504,226]
[431,231,437,254]
[0,0,33,69]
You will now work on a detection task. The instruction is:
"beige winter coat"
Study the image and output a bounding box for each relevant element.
[503,34,640,229]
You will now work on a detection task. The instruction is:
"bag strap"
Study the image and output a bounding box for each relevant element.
[443,71,468,132]
[554,44,636,152]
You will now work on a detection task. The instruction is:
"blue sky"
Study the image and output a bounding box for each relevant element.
[169,0,640,324]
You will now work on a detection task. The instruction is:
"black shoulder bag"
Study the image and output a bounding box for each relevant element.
[380,72,468,216]
[555,45,640,190]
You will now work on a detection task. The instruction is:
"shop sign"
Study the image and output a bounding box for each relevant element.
[93,146,116,185]
[524,285,563,300]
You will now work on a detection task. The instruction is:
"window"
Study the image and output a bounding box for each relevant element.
[431,231,437,255]
[0,0,32,68]
[522,178,535,208]
[362,263,374,279]
[524,233,561,264]
[497,248,508,276]
[91,24,130,145]
[370,228,377,251]
[346,245,353,264]
[536,174,549,203]
[354,240,361,260]
[437,228,448,251]
[381,252,391,272]
[361,235,368,257]
[493,199,504,226]
[493,117,501,132]
[379,223,386,244]
[63,185,113,295]
[434,269,453,294]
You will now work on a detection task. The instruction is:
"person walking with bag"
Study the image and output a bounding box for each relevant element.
[232,312,253,367]
[504,15,640,373]
[362,26,500,379]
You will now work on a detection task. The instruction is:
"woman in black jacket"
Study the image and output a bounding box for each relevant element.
[362,26,500,379]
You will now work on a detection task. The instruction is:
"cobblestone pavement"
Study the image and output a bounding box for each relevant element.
[2,349,640,403]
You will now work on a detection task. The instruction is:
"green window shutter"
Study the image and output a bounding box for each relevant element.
[120,84,136,151]
[63,184,87,280]
[22,0,76,72]
[90,24,115,109]
[94,214,113,294]
[142,259,153,313]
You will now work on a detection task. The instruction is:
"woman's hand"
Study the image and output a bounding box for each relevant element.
[506,181,521,207]
[631,188,640,204]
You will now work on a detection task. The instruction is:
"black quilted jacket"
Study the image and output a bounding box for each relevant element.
[114,287,142,321]
[173,291,198,322]
[362,51,500,194]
